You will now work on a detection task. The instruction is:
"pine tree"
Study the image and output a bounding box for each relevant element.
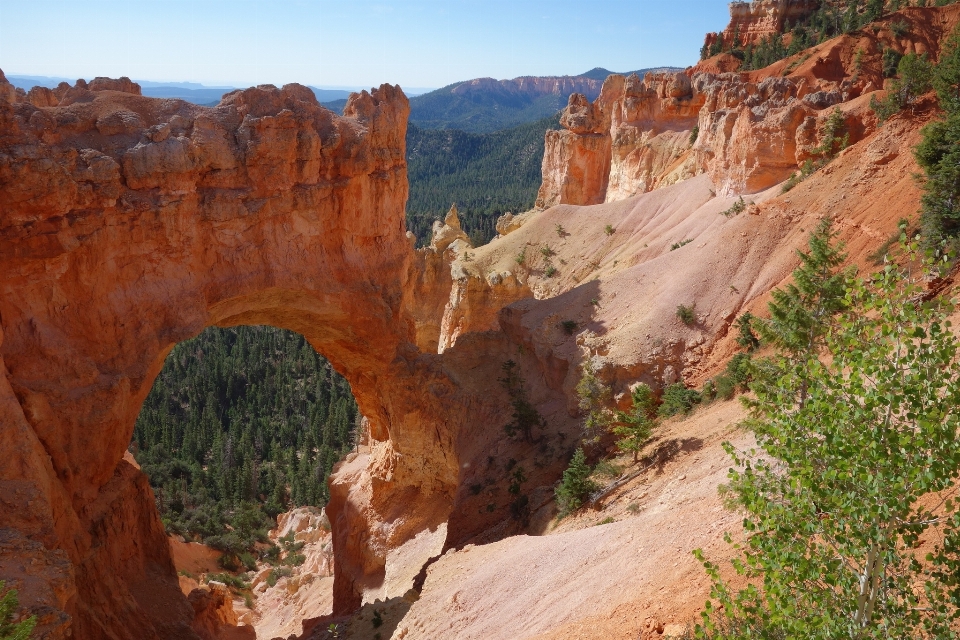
[613,384,657,462]
[554,448,598,518]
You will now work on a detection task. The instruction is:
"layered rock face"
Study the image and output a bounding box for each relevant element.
[703,0,819,52]
[0,71,545,638]
[536,7,960,207]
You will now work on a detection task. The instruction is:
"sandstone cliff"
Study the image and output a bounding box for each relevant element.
[703,0,819,52]
[0,69,583,639]
[537,4,960,208]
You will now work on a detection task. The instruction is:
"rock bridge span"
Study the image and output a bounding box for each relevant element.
[0,76,527,639]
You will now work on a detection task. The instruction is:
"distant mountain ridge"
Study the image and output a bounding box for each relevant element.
[408,67,683,133]
[5,74,428,106]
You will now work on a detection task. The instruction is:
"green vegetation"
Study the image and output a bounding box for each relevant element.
[720,197,747,217]
[734,312,760,351]
[676,304,696,326]
[671,239,694,250]
[0,582,35,640]
[499,360,545,442]
[689,125,699,146]
[604,224,615,236]
[696,228,960,637]
[916,24,960,247]
[613,383,657,462]
[555,448,598,518]
[657,383,701,418]
[871,52,933,121]
[405,115,560,245]
[132,326,358,560]
[577,361,614,442]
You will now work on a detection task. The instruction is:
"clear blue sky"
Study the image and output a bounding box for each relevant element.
[0,0,729,90]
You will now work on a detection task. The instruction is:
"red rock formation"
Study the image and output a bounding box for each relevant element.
[535,71,702,207]
[0,72,444,638]
[703,0,818,52]
[189,582,255,640]
[0,69,584,639]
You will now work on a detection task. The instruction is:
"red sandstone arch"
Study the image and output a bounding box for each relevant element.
[0,78,523,639]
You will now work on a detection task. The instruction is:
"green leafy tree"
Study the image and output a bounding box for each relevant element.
[0,582,35,640]
[697,244,960,638]
[613,384,657,462]
[554,448,598,518]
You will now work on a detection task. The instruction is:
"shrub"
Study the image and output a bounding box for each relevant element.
[725,352,752,390]
[714,374,737,401]
[734,312,760,351]
[670,239,694,250]
[720,196,747,217]
[700,379,716,403]
[676,304,696,326]
[658,383,701,417]
[545,265,557,277]
[239,552,257,571]
[890,20,909,38]
[811,108,849,160]
[689,125,699,146]
[0,581,36,640]
[515,249,526,265]
[555,224,566,237]
[555,448,598,518]
[560,320,578,334]
[882,47,903,78]
[604,224,615,235]
[540,246,554,258]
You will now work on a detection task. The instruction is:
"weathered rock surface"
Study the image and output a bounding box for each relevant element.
[540,5,960,208]
[0,71,548,638]
[190,582,255,640]
[703,0,819,52]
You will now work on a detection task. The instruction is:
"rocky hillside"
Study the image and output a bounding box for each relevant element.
[4,1,960,639]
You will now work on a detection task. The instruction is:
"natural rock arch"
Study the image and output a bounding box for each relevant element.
[0,77,531,639]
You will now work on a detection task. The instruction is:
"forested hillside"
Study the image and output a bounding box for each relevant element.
[405,114,560,245]
[132,326,357,559]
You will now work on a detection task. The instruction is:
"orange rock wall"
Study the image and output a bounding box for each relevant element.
[703,0,818,52]
[0,72,506,638]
